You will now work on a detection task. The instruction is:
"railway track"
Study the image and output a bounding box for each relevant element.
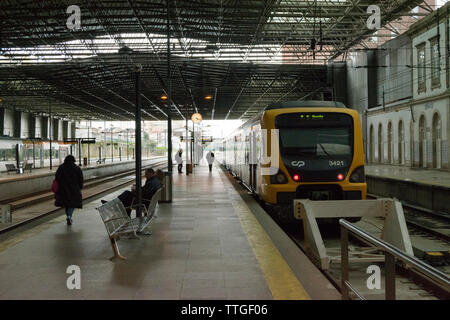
[401,204,450,243]
[264,201,448,299]
[227,170,447,299]
[367,193,450,241]
[0,158,167,234]
[367,193,450,268]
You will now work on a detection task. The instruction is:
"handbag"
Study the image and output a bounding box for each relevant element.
[51,179,59,193]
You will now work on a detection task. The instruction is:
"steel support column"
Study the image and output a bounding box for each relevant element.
[13,110,21,138]
[167,0,173,175]
[0,108,4,136]
[87,121,91,165]
[49,101,52,170]
[185,104,189,175]
[166,0,172,205]
[135,67,143,218]
[78,138,82,167]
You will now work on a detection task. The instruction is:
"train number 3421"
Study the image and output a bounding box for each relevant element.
[329,160,345,167]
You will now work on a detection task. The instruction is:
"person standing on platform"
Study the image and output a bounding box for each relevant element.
[54,155,84,226]
[175,148,183,173]
[206,150,215,172]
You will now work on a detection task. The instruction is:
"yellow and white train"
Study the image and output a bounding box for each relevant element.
[222,100,367,219]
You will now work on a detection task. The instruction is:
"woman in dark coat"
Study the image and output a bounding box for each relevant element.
[55,155,84,225]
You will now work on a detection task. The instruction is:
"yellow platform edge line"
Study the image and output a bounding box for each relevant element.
[232,200,310,300]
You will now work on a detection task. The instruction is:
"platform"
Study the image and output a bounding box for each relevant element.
[0,157,161,202]
[0,163,339,300]
[365,164,450,214]
[0,156,135,176]
[366,164,450,189]
[0,156,155,182]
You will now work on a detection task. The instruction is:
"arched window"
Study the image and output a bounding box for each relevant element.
[370,125,374,163]
[398,120,404,165]
[378,123,383,163]
[387,122,393,164]
[410,120,414,166]
[419,115,426,167]
[432,113,441,168]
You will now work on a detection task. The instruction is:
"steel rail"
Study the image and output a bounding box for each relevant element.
[340,219,450,300]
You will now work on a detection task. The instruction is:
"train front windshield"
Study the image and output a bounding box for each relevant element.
[279,127,351,158]
[275,112,354,180]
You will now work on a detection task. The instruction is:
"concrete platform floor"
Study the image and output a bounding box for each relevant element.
[0,163,327,300]
[366,164,450,188]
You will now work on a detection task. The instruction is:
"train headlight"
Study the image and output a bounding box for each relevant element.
[270,170,288,184]
[349,166,365,183]
[292,174,300,182]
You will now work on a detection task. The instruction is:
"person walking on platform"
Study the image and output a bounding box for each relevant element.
[101,168,161,217]
[206,150,215,172]
[54,155,84,226]
[175,149,183,173]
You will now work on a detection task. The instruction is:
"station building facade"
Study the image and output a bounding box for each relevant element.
[346,3,450,170]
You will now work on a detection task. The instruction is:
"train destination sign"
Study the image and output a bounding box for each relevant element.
[300,114,324,119]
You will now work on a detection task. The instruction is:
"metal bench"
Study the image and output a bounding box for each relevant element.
[96,188,162,260]
[5,164,17,174]
[96,158,106,164]
[24,163,33,173]
[126,188,162,223]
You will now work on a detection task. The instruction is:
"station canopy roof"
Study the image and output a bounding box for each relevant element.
[0,0,427,121]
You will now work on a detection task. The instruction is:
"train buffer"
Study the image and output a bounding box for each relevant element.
[293,198,414,270]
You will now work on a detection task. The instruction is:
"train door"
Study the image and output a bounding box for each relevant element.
[222,140,226,167]
[248,130,258,191]
[248,132,252,189]
[239,133,244,178]
[233,136,237,173]
[243,133,250,185]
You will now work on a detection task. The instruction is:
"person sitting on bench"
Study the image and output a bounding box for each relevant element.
[102,168,161,217]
